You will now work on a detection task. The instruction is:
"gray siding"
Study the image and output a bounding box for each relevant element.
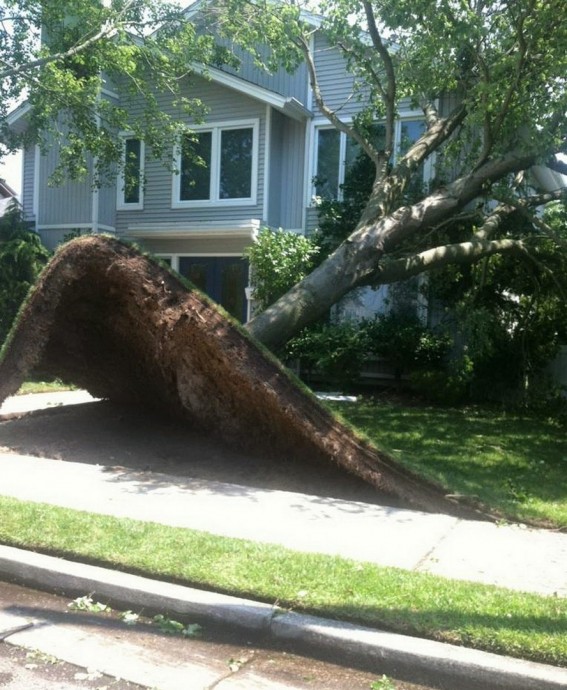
[221,43,309,104]
[312,34,365,119]
[22,146,35,222]
[277,116,306,229]
[116,77,267,236]
[305,205,319,234]
[38,143,93,226]
[267,111,283,227]
[97,181,116,229]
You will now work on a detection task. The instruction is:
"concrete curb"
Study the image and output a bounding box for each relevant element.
[0,545,565,690]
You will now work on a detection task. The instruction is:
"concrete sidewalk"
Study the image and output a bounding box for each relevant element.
[0,391,566,689]
[1,390,565,596]
[0,452,565,597]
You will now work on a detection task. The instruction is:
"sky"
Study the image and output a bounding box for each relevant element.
[0,151,22,198]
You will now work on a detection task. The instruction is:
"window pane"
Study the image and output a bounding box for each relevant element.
[179,258,209,292]
[344,135,362,179]
[124,138,141,204]
[180,132,212,201]
[315,129,340,199]
[219,128,253,199]
[400,120,425,154]
[220,259,247,321]
[344,125,384,189]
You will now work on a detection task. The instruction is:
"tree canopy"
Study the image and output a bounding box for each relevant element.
[2,0,566,351]
[206,0,567,347]
[0,0,233,182]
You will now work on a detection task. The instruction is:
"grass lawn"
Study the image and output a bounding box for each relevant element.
[0,496,565,667]
[329,397,567,530]
[17,380,74,395]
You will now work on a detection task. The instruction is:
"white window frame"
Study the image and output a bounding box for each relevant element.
[312,123,351,203]
[172,119,259,209]
[117,134,144,211]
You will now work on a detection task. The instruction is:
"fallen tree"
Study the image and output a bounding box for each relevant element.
[0,235,490,520]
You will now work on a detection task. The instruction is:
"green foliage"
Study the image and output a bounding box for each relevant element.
[1,0,221,182]
[285,313,451,389]
[428,204,567,406]
[365,313,451,380]
[0,202,50,344]
[153,614,202,638]
[285,321,372,387]
[245,227,319,312]
[68,594,110,613]
[370,677,396,690]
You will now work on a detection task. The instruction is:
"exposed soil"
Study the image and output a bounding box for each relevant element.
[0,401,405,507]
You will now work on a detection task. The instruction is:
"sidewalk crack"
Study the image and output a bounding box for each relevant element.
[414,519,461,572]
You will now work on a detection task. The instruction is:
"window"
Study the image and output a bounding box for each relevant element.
[399,119,426,155]
[174,121,258,206]
[117,136,144,209]
[313,120,426,202]
[314,125,384,201]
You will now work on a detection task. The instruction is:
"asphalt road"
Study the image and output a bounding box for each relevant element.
[0,580,435,690]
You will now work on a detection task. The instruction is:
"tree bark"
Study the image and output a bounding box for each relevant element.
[247,150,536,348]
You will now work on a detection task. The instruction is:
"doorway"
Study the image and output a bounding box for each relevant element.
[178,256,249,322]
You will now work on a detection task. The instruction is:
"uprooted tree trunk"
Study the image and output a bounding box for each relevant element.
[247,149,537,349]
[0,235,492,520]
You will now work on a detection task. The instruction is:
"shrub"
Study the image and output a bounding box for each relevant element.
[244,227,319,313]
[285,321,371,388]
[0,202,50,344]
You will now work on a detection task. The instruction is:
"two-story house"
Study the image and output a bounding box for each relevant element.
[9,6,427,323]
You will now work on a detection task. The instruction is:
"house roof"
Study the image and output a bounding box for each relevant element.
[6,101,30,131]
[0,179,17,199]
[191,63,311,120]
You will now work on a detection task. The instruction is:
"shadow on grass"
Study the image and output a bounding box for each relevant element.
[333,400,567,527]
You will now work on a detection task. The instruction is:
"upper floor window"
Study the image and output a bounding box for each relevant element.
[117,136,144,210]
[313,119,425,202]
[173,120,258,207]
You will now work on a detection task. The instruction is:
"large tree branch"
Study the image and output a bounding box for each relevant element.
[248,149,539,348]
[355,104,470,225]
[362,0,396,157]
[375,238,527,284]
[295,34,381,167]
[0,22,118,81]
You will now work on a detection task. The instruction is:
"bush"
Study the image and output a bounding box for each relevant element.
[244,227,318,313]
[365,313,452,384]
[285,321,371,388]
[285,313,453,391]
[0,202,50,344]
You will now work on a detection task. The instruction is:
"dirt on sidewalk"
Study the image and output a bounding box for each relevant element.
[0,400,406,508]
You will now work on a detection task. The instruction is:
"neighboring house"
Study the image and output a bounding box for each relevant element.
[0,179,17,218]
[8,5,428,323]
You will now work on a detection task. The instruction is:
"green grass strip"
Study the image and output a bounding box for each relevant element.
[330,400,567,529]
[0,496,564,667]
[17,380,75,395]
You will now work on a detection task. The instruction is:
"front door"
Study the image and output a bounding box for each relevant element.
[178,256,249,322]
